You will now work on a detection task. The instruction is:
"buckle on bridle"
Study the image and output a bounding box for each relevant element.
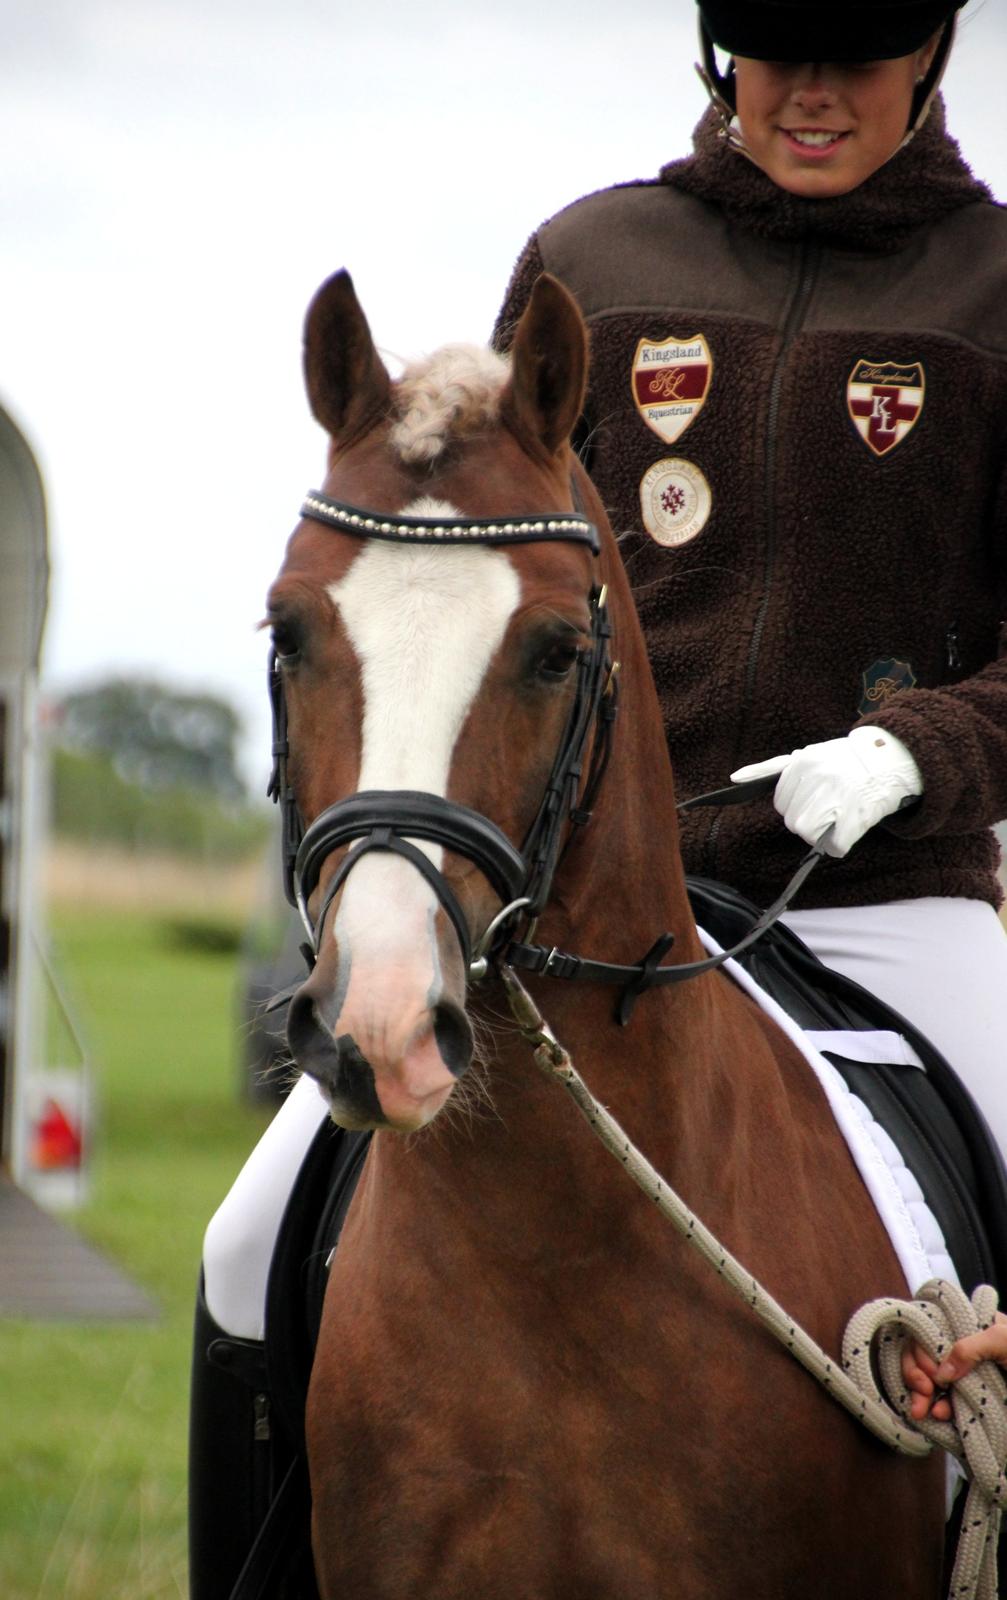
[468,897,533,982]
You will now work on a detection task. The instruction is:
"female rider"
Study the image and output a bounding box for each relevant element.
[493,0,1007,1157]
[190,3,1007,1593]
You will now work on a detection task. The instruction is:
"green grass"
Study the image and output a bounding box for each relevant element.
[1,907,273,1600]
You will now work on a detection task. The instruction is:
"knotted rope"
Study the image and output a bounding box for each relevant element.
[845,1281,1007,1598]
[500,965,1007,1600]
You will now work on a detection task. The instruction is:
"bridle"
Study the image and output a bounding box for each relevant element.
[268,488,617,971]
[268,487,825,1024]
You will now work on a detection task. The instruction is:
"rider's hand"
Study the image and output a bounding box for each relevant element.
[731,727,922,857]
[902,1312,1007,1422]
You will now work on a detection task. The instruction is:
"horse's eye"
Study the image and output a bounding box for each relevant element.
[538,639,581,682]
[271,621,301,665]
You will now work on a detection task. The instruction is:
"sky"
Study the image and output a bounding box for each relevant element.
[2,0,1004,791]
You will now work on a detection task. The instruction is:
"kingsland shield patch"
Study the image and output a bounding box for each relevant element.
[632,336,712,445]
[847,360,925,457]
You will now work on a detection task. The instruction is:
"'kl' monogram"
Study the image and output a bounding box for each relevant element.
[847,360,925,457]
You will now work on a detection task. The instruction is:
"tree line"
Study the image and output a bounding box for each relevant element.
[49,677,269,862]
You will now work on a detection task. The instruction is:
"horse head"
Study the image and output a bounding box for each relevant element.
[268,269,626,1133]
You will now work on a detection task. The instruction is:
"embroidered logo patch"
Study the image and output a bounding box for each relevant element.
[639,458,712,547]
[632,336,712,445]
[858,657,917,717]
[847,360,925,457]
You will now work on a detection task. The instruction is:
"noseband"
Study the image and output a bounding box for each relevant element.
[268,490,616,974]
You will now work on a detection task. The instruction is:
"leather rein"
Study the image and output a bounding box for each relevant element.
[268,489,825,1023]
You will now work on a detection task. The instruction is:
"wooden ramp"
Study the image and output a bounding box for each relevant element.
[0,1174,158,1321]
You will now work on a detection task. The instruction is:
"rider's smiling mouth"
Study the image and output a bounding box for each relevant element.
[780,127,851,151]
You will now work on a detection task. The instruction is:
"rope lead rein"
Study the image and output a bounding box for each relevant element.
[498,965,1007,1600]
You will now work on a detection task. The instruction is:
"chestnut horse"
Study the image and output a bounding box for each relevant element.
[267,270,945,1597]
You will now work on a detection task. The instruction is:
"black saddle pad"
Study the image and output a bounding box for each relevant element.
[687,875,1007,1297]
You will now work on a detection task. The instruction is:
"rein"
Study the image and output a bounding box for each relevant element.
[500,963,1006,1600]
[268,490,824,1018]
[506,774,825,1024]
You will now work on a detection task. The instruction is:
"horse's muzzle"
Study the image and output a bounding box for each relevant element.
[287,982,473,1132]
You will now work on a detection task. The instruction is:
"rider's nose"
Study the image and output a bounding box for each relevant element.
[790,64,839,110]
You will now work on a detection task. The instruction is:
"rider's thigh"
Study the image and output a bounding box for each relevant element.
[782,896,1007,1159]
[202,1071,329,1339]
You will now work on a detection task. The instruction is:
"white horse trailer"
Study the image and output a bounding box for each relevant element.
[0,400,49,1189]
[0,401,156,1317]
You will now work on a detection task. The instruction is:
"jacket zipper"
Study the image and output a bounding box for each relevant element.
[702,232,821,878]
[945,622,961,675]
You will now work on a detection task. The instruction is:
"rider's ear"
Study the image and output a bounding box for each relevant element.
[303,269,391,446]
[915,27,944,79]
[502,273,588,457]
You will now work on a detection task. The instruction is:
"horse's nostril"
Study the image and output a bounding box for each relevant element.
[433,1001,474,1078]
[287,988,386,1123]
[287,988,342,1088]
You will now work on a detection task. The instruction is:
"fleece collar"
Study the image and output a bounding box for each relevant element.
[660,99,995,254]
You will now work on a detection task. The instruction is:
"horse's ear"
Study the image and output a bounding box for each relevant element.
[501,274,588,457]
[303,270,391,444]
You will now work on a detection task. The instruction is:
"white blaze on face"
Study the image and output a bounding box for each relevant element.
[325,503,521,1045]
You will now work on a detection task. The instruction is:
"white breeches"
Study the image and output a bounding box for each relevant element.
[202,1071,329,1339]
[203,895,1007,1339]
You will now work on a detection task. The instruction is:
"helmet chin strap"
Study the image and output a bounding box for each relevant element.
[695,15,957,166]
[902,15,957,147]
[695,19,742,144]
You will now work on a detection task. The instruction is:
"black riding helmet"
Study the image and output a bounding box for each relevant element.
[696,0,967,137]
[698,0,966,62]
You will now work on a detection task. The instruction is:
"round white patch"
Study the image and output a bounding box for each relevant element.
[639,457,712,547]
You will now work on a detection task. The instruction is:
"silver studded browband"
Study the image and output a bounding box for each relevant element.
[300,492,600,554]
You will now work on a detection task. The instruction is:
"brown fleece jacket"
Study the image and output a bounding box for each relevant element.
[494,102,1007,911]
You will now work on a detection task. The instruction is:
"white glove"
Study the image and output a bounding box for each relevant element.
[731,726,923,857]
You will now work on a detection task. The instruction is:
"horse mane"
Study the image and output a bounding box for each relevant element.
[390,345,509,465]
